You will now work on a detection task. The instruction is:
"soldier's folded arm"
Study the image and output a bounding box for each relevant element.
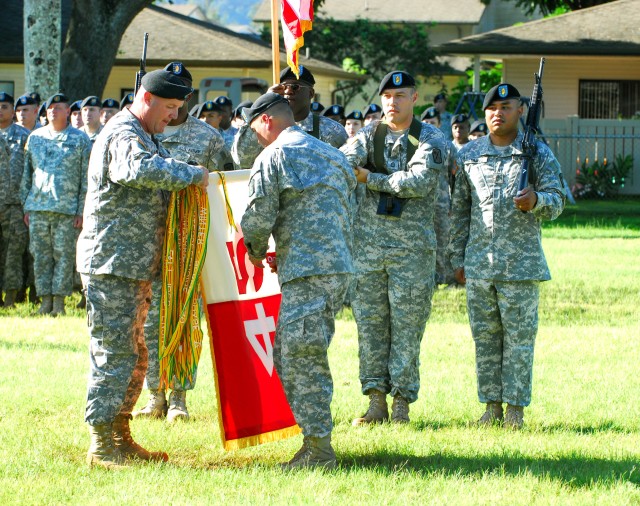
[447,169,472,273]
[530,148,566,221]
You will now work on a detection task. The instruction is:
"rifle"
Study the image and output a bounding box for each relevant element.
[134,33,149,95]
[517,57,545,193]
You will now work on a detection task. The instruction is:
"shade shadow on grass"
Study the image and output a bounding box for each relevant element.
[0,338,84,353]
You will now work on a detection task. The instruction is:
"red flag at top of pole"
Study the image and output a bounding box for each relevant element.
[281,0,314,79]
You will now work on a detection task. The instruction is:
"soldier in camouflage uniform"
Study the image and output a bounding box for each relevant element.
[434,93,453,142]
[448,84,565,429]
[240,93,355,470]
[80,96,103,143]
[214,96,238,152]
[77,69,209,469]
[232,66,348,169]
[341,71,446,425]
[134,62,230,424]
[0,93,30,307]
[21,94,91,316]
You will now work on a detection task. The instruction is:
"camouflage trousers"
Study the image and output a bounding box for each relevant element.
[275,273,350,438]
[434,172,453,285]
[28,211,76,296]
[466,278,540,407]
[0,204,28,290]
[352,248,436,403]
[84,274,152,425]
[143,278,197,391]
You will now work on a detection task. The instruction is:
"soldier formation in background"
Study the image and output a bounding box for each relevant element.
[0,62,565,470]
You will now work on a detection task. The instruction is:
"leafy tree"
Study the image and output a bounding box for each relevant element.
[266,18,448,106]
[481,0,614,16]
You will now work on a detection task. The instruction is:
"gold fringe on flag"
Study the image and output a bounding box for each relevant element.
[159,185,210,390]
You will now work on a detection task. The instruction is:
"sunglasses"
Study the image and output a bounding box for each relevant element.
[281,83,311,93]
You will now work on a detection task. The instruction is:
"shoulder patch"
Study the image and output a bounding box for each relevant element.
[432,148,442,165]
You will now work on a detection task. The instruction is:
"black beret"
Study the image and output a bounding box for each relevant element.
[70,100,82,113]
[451,113,469,125]
[346,110,363,121]
[420,107,439,121]
[434,93,447,102]
[192,100,223,118]
[280,65,315,86]
[234,100,253,118]
[120,93,134,110]
[310,101,324,113]
[29,92,41,104]
[214,96,233,108]
[141,70,194,100]
[323,104,345,118]
[378,71,416,95]
[483,83,521,110]
[364,104,381,117]
[0,92,14,104]
[470,120,488,134]
[163,62,193,84]
[241,92,289,125]
[81,96,101,109]
[15,95,36,107]
[38,104,47,117]
[45,93,70,109]
[101,98,119,109]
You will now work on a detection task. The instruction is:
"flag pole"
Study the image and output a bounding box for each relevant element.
[270,0,281,86]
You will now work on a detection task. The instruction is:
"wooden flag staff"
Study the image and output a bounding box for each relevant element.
[270,0,281,86]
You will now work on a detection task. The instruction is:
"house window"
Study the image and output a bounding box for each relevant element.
[579,80,640,119]
[0,81,15,96]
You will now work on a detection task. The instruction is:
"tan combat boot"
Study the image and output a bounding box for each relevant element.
[167,390,189,423]
[504,404,524,430]
[38,295,53,315]
[478,401,504,426]
[352,390,389,426]
[50,295,66,316]
[112,414,168,462]
[391,396,410,424]
[281,435,336,470]
[132,389,167,419]
[3,290,18,308]
[87,423,127,469]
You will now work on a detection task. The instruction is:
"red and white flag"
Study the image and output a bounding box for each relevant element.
[281,0,314,78]
[201,171,299,450]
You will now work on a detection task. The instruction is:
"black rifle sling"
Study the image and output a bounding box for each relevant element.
[371,118,422,172]
[310,113,320,139]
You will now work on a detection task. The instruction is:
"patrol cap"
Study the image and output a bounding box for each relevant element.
[45,93,70,109]
[364,103,381,117]
[163,62,193,84]
[483,83,521,110]
[310,101,324,113]
[434,93,447,102]
[470,119,488,134]
[29,92,41,104]
[70,100,82,113]
[378,71,416,95]
[81,96,101,109]
[451,113,469,125]
[234,100,253,118]
[214,96,233,108]
[15,94,37,108]
[120,93,134,110]
[0,92,14,105]
[346,110,363,121]
[141,69,194,100]
[279,65,315,86]
[323,104,345,118]
[101,98,119,109]
[192,100,223,118]
[420,106,439,121]
[241,92,289,125]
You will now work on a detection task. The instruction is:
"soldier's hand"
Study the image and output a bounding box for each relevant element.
[197,167,209,189]
[454,267,466,285]
[23,213,29,227]
[513,187,537,212]
[248,254,265,269]
[355,166,370,183]
[73,215,83,229]
[268,84,286,97]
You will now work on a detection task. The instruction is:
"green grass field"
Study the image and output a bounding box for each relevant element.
[1,199,639,505]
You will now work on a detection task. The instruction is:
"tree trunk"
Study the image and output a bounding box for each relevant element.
[60,0,152,100]
[24,0,62,98]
